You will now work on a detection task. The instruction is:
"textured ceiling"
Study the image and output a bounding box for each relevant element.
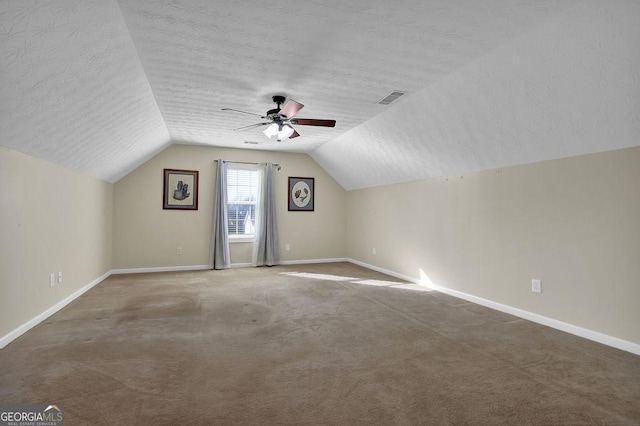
[0,0,170,182]
[1,1,639,186]
[313,1,640,189]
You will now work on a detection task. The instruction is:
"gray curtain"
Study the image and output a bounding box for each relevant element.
[210,159,230,269]
[253,163,280,266]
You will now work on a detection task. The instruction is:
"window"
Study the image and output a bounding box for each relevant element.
[226,165,259,238]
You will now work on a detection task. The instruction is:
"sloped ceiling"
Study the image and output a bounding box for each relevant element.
[313,1,640,189]
[0,1,171,182]
[1,1,638,186]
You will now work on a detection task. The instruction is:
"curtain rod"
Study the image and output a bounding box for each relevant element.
[213,160,281,171]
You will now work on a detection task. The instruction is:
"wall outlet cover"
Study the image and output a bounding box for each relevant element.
[532,279,542,294]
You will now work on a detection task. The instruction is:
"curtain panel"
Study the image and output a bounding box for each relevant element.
[253,163,280,266]
[210,159,231,269]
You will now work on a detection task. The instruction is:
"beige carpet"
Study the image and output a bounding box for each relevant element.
[1,262,639,425]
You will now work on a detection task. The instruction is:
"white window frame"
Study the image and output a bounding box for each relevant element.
[226,163,259,243]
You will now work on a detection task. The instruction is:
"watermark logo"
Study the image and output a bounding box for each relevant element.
[0,404,63,426]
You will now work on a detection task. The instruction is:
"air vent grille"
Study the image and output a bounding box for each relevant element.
[377,91,406,105]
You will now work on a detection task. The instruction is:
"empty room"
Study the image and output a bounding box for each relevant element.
[1,1,639,424]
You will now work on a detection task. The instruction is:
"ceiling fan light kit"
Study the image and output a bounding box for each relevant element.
[263,123,279,138]
[279,124,295,139]
[262,122,295,140]
[224,95,336,142]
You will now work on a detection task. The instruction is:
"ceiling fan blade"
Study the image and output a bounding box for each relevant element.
[279,100,304,118]
[233,122,270,131]
[291,118,336,127]
[222,108,265,118]
[289,130,300,139]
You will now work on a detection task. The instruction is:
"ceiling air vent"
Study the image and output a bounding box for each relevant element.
[377,91,406,105]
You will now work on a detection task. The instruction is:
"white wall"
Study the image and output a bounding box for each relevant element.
[0,147,113,340]
[346,147,640,345]
[112,144,346,269]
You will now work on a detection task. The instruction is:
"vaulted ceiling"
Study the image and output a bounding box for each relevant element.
[1,1,639,189]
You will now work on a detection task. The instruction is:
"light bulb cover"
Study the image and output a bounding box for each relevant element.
[278,124,295,139]
[263,123,279,138]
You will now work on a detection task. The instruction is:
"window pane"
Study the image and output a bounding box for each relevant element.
[227,204,256,236]
[226,166,259,236]
[227,169,258,202]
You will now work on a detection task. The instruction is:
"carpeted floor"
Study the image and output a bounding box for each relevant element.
[1,262,639,425]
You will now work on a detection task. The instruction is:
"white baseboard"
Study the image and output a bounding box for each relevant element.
[111,260,350,272]
[347,258,420,284]
[281,257,349,265]
[233,258,350,268]
[346,258,640,356]
[0,270,112,349]
[111,265,210,274]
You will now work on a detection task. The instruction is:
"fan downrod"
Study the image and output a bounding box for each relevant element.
[266,95,287,117]
[272,95,286,107]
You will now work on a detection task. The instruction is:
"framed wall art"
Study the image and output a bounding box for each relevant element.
[288,177,314,211]
[163,169,199,210]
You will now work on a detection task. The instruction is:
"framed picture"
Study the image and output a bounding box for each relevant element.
[288,177,314,211]
[163,169,199,210]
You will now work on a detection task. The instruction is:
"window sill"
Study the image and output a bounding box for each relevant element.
[229,236,254,244]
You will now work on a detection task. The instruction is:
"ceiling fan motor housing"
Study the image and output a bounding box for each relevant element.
[266,108,281,118]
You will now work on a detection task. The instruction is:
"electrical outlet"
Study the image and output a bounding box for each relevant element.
[372,247,377,255]
[49,273,56,288]
[57,271,63,284]
[176,247,183,255]
[531,279,542,294]
[285,244,290,251]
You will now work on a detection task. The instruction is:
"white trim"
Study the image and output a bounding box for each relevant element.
[111,265,210,274]
[0,270,112,349]
[280,257,349,265]
[425,283,640,356]
[110,260,351,272]
[347,258,419,284]
[346,258,640,356]
[229,237,254,243]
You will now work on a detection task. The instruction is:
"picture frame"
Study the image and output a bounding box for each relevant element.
[288,177,314,211]
[163,169,199,210]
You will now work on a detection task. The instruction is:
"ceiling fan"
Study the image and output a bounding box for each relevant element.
[222,95,336,141]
